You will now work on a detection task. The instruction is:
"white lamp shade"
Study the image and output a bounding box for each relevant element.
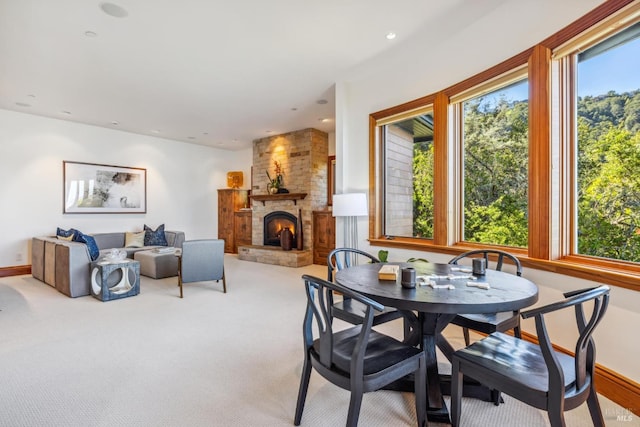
[332,193,368,217]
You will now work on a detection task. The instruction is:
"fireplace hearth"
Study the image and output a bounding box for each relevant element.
[263,211,297,246]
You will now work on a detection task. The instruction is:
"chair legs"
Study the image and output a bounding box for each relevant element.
[450,358,463,427]
[294,355,313,426]
[346,388,364,427]
[415,356,427,427]
[586,383,605,427]
[462,327,471,346]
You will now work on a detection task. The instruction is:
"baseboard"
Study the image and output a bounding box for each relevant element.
[0,265,31,277]
[521,331,640,416]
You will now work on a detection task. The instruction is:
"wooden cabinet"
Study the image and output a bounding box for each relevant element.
[218,189,249,253]
[233,211,252,252]
[313,210,335,265]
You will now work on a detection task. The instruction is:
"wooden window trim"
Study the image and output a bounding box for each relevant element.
[368,0,640,293]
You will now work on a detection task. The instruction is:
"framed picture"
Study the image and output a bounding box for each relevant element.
[63,161,147,214]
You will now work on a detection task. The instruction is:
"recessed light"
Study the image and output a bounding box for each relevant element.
[203,132,209,135]
[27,94,36,98]
[100,2,128,18]
[291,107,298,111]
[84,31,97,37]
[386,32,397,40]
[62,111,72,115]
[151,129,160,134]
[15,102,30,107]
[320,118,331,123]
[316,99,328,105]
[111,121,119,125]
[188,136,196,140]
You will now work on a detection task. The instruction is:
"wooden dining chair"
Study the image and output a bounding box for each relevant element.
[450,285,610,427]
[294,274,426,427]
[327,248,404,326]
[448,249,524,346]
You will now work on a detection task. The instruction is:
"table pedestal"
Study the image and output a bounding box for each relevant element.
[91,260,140,301]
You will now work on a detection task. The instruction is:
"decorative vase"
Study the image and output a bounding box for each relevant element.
[280,227,293,251]
[268,184,278,194]
[296,209,303,250]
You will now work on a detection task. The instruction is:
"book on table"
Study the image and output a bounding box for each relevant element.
[378,264,399,280]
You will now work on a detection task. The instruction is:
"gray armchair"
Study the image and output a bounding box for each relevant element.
[178,239,227,298]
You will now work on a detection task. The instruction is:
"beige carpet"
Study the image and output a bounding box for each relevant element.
[0,255,635,427]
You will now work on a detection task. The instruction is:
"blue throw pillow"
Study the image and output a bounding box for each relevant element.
[144,224,168,246]
[56,227,78,240]
[74,231,100,261]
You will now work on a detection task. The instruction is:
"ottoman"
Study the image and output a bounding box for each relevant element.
[134,249,179,279]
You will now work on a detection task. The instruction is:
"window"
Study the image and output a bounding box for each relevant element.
[460,79,529,247]
[575,25,640,262]
[369,1,640,290]
[381,110,434,239]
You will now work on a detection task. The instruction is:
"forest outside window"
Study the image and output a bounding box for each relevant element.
[381,109,434,240]
[458,78,529,247]
[568,20,640,263]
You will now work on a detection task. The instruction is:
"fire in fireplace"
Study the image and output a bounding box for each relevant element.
[263,211,297,246]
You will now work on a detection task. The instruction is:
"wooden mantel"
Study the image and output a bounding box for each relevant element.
[249,193,307,206]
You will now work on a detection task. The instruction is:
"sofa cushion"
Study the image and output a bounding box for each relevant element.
[125,231,145,247]
[56,227,78,240]
[144,224,168,246]
[74,232,100,261]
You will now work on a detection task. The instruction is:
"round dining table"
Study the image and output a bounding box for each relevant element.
[335,261,539,424]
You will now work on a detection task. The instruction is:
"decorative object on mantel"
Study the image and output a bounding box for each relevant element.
[266,160,287,194]
[296,208,303,250]
[280,227,293,251]
[226,171,243,189]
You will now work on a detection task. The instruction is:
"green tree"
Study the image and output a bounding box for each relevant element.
[413,141,434,238]
[463,96,529,246]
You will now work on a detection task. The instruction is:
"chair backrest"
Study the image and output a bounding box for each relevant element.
[301,274,383,369]
[327,248,380,281]
[521,285,610,395]
[180,239,225,283]
[448,249,523,276]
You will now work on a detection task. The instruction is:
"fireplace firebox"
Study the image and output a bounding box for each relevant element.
[263,211,297,246]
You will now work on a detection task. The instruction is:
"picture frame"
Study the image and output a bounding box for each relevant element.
[63,161,147,214]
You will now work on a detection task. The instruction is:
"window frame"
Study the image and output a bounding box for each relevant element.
[368,0,640,292]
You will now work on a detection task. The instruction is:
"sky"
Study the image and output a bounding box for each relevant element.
[488,35,639,102]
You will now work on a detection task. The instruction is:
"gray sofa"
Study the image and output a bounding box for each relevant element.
[32,230,185,298]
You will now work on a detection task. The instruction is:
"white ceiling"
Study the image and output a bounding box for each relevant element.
[0,0,474,151]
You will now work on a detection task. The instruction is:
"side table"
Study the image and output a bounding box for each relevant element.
[90,259,140,301]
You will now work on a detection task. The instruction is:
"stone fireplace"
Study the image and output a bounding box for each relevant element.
[237,128,328,267]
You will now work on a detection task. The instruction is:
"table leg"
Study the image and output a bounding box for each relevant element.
[420,312,456,424]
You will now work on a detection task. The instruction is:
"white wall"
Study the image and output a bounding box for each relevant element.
[335,0,640,382]
[0,109,252,267]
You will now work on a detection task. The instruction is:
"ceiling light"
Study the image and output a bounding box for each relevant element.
[100,2,128,18]
[386,32,397,40]
[291,107,298,111]
[27,94,36,98]
[84,31,97,37]
[15,102,30,107]
[316,99,328,105]
[62,111,71,115]
[111,121,119,125]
